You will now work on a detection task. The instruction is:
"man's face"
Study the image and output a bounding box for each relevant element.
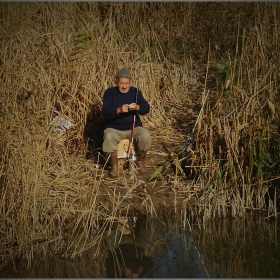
[124,268,142,278]
[116,77,131,94]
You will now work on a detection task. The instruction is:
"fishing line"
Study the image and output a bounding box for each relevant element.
[128,63,141,174]
[185,218,211,278]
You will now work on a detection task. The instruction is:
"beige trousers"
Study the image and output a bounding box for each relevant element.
[102,127,151,153]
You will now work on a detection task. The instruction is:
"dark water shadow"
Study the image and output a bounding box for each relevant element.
[0,211,216,278]
[192,214,280,278]
[1,211,280,278]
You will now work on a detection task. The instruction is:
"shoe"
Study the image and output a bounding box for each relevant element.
[109,151,118,177]
[136,150,148,173]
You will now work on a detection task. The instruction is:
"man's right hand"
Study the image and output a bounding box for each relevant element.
[117,104,130,114]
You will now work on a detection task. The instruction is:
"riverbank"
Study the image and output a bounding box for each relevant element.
[1,211,279,278]
[1,2,279,271]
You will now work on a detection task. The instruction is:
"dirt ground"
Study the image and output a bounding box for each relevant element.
[100,153,183,213]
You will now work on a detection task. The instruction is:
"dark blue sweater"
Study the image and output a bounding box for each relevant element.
[102,86,150,131]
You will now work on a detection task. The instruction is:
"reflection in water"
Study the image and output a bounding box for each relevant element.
[0,247,107,278]
[104,212,217,278]
[145,228,217,278]
[104,214,154,278]
[1,211,279,278]
[192,214,280,278]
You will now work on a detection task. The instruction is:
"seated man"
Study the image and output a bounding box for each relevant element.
[102,67,151,177]
[104,214,154,278]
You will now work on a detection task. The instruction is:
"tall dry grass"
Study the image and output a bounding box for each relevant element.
[0,2,195,268]
[181,2,280,220]
[0,1,279,270]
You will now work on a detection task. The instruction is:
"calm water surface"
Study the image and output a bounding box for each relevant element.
[1,212,279,278]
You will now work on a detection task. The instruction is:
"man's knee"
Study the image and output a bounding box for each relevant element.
[104,131,114,142]
[140,134,151,146]
[104,128,118,142]
[138,129,151,141]
[136,128,151,151]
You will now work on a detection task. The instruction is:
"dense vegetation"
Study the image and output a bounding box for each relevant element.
[0,2,279,269]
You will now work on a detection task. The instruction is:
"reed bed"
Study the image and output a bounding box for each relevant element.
[0,1,279,270]
[185,2,280,221]
[189,214,280,277]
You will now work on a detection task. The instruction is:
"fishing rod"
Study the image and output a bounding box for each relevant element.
[182,88,210,157]
[128,66,140,173]
[148,89,210,182]
[128,214,139,259]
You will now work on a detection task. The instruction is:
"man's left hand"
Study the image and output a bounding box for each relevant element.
[129,103,139,111]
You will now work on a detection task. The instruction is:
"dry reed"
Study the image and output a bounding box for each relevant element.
[0,1,279,271]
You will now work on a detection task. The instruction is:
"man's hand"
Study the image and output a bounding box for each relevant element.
[116,103,140,114]
[129,103,139,111]
[117,104,130,114]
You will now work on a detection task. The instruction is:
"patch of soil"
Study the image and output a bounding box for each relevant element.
[98,127,194,215]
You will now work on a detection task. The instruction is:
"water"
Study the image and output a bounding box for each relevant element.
[193,215,280,278]
[143,230,217,278]
[1,212,279,278]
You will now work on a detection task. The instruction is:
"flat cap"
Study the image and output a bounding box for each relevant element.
[115,68,132,79]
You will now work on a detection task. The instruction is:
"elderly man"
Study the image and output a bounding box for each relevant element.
[102,67,151,178]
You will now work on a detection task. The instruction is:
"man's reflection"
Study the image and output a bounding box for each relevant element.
[104,213,154,278]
